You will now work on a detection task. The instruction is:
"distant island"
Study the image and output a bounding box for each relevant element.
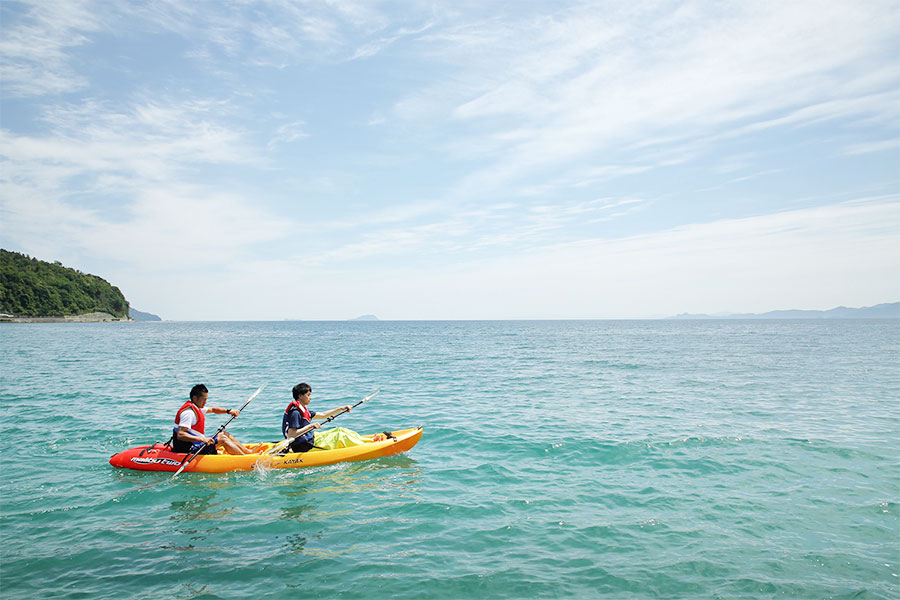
[0,249,133,322]
[350,314,379,321]
[669,302,899,320]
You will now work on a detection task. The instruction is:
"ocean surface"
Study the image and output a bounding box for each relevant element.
[0,320,897,599]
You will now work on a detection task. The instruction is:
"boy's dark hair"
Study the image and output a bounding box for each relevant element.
[190,383,209,401]
[292,382,311,400]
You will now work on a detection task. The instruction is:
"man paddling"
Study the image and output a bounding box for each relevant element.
[173,384,253,455]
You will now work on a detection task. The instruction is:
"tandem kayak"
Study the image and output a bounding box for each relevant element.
[109,427,423,473]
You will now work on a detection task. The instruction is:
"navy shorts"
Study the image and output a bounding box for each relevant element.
[288,438,314,453]
[172,434,218,454]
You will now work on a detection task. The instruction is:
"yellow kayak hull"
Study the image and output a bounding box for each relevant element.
[109,427,423,473]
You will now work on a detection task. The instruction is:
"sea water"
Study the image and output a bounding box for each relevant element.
[0,320,897,599]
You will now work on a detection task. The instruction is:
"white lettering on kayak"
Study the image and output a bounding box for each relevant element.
[131,457,182,466]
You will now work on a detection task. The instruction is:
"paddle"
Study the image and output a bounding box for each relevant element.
[263,388,379,456]
[171,384,266,478]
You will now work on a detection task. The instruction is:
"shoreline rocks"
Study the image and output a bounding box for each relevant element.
[0,312,131,323]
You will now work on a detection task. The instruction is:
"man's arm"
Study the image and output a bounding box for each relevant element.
[206,406,240,417]
[176,425,214,446]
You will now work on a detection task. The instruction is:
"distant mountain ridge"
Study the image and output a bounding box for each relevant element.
[669,302,900,320]
[130,308,162,321]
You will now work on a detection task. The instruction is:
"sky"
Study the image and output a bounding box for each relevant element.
[0,0,898,320]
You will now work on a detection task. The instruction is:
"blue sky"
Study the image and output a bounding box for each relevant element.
[1,0,898,320]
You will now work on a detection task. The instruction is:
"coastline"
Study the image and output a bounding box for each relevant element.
[0,312,131,323]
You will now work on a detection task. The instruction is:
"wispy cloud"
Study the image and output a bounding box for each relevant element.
[841,139,899,156]
[267,120,309,149]
[0,0,402,89]
[0,0,102,96]
[0,92,278,271]
[397,196,900,319]
[152,195,899,320]
[391,1,899,197]
[0,182,291,270]
[348,21,435,61]
[0,0,895,320]
[1,96,254,188]
[298,195,649,266]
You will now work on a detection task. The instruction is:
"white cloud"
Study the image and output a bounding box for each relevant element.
[394,0,899,197]
[293,194,650,267]
[385,197,900,319]
[841,139,899,157]
[456,197,900,319]
[126,196,899,320]
[1,97,255,189]
[0,94,287,274]
[0,0,102,97]
[1,1,896,320]
[0,0,404,91]
[1,182,291,269]
[348,20,434,61]
[267,120,309,149]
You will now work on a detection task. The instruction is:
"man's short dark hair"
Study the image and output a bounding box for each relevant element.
[190,383,208,401]
[292,382,311,400]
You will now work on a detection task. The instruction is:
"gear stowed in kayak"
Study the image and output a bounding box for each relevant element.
[108,427,423,473]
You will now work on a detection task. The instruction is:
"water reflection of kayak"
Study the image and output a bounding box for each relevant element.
[108,427,423,473]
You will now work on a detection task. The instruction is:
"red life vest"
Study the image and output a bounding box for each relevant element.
[175,401,205,434]
[285,400,311,422]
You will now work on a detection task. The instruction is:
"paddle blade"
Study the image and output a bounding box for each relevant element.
[243,384,266,408]
[360,389,380,404]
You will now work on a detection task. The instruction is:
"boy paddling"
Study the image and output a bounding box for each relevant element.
[282,383,353,452]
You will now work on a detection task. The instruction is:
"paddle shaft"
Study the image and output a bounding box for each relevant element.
[171,384,265,478]
[269,389,379,455]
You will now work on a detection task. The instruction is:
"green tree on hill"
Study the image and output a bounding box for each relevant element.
[0,250,129,318]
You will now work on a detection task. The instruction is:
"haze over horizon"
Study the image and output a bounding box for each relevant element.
[1,1,898,320]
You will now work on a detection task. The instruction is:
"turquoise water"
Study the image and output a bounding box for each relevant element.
[1,320,897,599]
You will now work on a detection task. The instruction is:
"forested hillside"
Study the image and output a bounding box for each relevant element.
[0,250,129,318]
